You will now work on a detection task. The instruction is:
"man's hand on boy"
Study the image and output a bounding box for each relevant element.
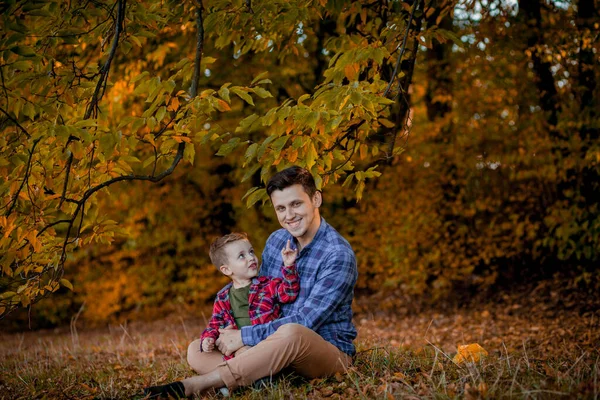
[216,326,244,356]
[281,239,298,266]
[201,337,215,352]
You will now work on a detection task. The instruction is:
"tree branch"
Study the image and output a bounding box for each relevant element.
[189,1,205,98]
[58,152,74,209]
[0,105,31,138]
[383,0,419,97]
[84,0,126,119]
[36,219,72,237]
[5,138,41,217]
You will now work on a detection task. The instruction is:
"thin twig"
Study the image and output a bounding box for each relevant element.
[6,138,41,216]
[84,0,126,119]
[58,152,74,209]
[0,105,31,138]
[245,0,254,14]
[383,0,419,97]
[36,219,72,237]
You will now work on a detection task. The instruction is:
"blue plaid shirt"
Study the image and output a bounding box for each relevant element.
[241,218,358,356]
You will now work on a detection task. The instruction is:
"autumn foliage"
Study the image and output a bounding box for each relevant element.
[1,0,598,326]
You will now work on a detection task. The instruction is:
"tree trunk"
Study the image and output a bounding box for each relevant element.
[518,0,561,128]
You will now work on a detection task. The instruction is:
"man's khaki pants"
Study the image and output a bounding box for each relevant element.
[187,323,352,389]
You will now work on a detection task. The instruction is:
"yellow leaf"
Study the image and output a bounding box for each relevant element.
[453,343,488,364]
[172,135,192,143]
[288,149,298,163]
[60,279,74,291]
[167,96,180,112]
[216,99,231,112]
[344,63,360,81]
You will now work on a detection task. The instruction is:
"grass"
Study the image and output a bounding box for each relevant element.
[1,305,598,399]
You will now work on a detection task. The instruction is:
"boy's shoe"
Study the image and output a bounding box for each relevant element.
[218,387,230,397]
[143,381,186,399]
[252,372,283,389]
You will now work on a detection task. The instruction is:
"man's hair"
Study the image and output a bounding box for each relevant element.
[266,166,317,198]
[209,232,248,268]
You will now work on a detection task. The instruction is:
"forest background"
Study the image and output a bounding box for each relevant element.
[0,0,598,330]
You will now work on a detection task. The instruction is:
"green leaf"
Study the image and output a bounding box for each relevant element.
[245,188,267,208]
[231,88,255,105]
[251,71,269,85]
[306,142,318,170]
[201,56,217,67]
[11,60,31,70]
[242,163,261,182]
[184,143,196,165]
[271,136,289,153]
[219,84,231,103]
[436,29,466,48]
[156,106,166,121]
[216,137,241,156]
[244,143,259,160]
[236,114,259,133]
[10,46,36,57]
[252,87,273,99]
[298,94,311,105]
[132,71,149,83]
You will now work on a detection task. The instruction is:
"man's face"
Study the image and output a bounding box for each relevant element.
[271,184,322,247]
[220,240,258,284]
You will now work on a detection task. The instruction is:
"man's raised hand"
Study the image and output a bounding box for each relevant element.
[281,239,298,266]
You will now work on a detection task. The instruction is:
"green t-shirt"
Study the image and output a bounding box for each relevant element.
[229,284,251,328]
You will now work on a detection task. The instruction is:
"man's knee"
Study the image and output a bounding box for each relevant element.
[187,339,202,366]
[275,323,310,343]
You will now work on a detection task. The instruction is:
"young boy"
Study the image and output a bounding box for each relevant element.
[200,232,299,359]
[144,232,298,399]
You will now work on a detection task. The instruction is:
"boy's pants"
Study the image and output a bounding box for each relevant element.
[187,323,352,389]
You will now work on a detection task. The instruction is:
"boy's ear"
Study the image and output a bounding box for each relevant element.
[219,265,232,276]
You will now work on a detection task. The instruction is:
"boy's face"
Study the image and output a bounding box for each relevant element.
[220,239,258,283]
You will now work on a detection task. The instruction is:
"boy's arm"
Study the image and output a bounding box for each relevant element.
[273,263,300,304]
[242,250,356,346]
[200,297,227,348]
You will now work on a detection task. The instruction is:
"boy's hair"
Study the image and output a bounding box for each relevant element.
[266,166,317,198]
[209,232,248,268]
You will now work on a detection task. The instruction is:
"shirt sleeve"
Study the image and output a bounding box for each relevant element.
[200,296,227,351]
[241,249,356,347]
[273,263,300,304]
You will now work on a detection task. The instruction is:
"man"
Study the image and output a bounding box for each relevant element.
[145,166,357,398]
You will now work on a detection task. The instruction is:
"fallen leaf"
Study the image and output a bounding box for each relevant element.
[320,386,334,397]
[453,343,489,364]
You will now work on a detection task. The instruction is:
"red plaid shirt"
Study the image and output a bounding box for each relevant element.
[200,263,299,359]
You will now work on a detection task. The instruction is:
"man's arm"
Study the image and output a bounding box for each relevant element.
[241,249,356,347]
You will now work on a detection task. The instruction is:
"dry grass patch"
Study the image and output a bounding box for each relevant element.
[1,302,598,399]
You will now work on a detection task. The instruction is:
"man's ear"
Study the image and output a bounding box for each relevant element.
[219,265,232,277]
[312,191,322,208]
